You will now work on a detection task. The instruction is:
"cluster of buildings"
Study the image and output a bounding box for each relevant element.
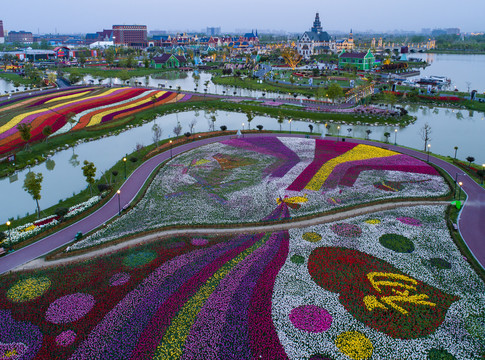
[297,13,355,58]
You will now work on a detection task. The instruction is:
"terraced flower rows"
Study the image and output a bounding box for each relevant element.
[74,137,447,250]
[1,204,483,359]
[0,87,192,154]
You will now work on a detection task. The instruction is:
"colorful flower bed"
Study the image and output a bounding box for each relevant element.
[3,195,101,247]
[0,88,191,155]
[73,137,447,250]
[0,205,483,359]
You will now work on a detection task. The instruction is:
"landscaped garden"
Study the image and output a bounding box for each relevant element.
[0,87,192,155]
[71,137,447,250]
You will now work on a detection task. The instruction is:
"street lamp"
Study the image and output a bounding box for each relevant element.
[337,125,340,142]
[289,119,292,134]
[394,128,398,145]
[427,144,431,162]
[482,164,485,185]
[458,181,463,200]
[117,190,121,215]
[453,172,464,199]
[242,123,245,131]
[123,156,127,179]
[169,140,173,158]
[6,221,11,243]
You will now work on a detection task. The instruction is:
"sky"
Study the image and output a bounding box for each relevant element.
[2,0,484,34]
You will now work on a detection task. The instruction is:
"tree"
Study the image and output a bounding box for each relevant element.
[173,121,182,137]
[466,156,475,168]
[277,112,284,131]
[454,146,458,160]
[256,125,264,131]
[308,124,313,133]
[326,83,344,103]
[245,111,254,130]
[55,207,69,222]
[42,125,53,142]
[220,125,227,131]
[384,132,391,143]
[69,69,83,84]
[188,118,197,134]
[281,47,303,70]
[152,123,162,148]
[23,172,43,218]
[17,123,32,150]
[82,160,96,196]
[105,49,115,67]
[119,70,131,83]
[365,129,372,140]
[420,123,432,151]
[210,115,217,131]
[47,72,57,86]
[78,53,87,66]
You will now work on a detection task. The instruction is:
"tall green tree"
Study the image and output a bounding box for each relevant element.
[326,83,344,103]
[82,160,97,196]
[245,111,254,130]
[69,69,83,84]
[23,172,43,218]
[42,125,53,142]
[17,123,32,150]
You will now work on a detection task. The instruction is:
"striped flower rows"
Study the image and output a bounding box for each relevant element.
[0,88,191,155]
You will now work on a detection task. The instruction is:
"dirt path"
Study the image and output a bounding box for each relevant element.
[14,200,447,272]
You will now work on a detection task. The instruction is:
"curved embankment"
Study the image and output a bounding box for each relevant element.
[0,133,483,275]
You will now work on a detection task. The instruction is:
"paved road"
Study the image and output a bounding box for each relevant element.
[0,134,483,274]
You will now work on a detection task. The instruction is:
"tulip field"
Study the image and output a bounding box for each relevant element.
[73,137,447,250]
[1,136,483,359]
[1,204,484,359]
[0,87,192,155]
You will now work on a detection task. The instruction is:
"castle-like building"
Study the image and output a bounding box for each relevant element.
[297,13,354,58]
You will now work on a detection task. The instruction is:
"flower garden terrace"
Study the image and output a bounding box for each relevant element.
[1,136,484,359]
[0,86,195,156]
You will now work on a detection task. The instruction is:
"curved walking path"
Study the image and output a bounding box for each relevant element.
[15,200,447,272]
[0,133,484,274]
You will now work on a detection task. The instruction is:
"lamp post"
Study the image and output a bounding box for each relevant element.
[337,125,340,142]
[394,128,398,145]
[427,144,431,162]
[242,123,244,131]
[169,140,173,158]
[458,181,463,200]
[6,221,11,243]
[481,164,485,185]
[123,156,127,179]
[453,172,464,199]
[117,190,121,215]
[289,119,292,134]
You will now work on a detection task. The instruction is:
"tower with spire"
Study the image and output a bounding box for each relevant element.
[311,13,323,34]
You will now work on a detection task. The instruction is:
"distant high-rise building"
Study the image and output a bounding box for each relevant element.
[206,27,221,36]
[8,31,33,44]
[112,25,147,46]
[0,20,4,44]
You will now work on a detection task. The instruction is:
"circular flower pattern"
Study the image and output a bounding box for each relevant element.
[123,251,157,269]
[335,331,373,360]
[428,258,452,270]
[289,305,332,333]
[397,216,422,226]
[109,272,131,287]
[190,238,209,246]
[331,223,362,238]
[427,348,456,360]
[45,293,95,324]
[302,232,322,243]
[7,277,51,303]
[290,254,305,264]
[365,219,380,225]
[55,330,77,347]
[379,233,415,253]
